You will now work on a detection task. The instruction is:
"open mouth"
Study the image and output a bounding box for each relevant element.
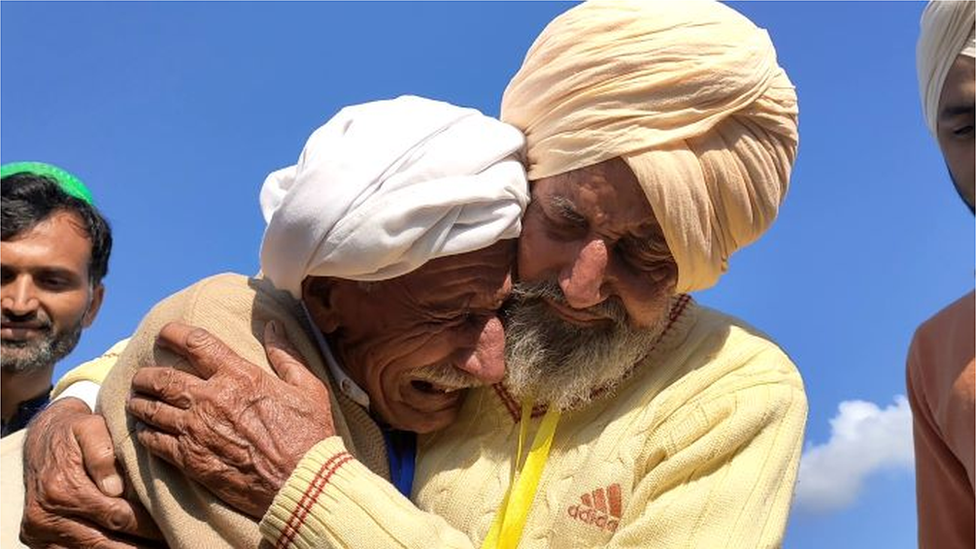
[410,379,467,395]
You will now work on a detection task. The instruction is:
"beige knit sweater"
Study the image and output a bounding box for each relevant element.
[96,273,390,548]
[262,296,808,549]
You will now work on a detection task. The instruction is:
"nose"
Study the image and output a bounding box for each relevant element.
[1,276,39,317]
[559,238,610,309]
[455,316,506,385]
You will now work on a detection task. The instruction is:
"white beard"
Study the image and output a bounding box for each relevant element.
[502,281,671,411]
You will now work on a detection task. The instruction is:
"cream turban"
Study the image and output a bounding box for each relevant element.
[917,0,975,137]
[501,0,798,293]
[260,96,529,299]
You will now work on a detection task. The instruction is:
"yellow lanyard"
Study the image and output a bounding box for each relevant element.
[481,400,561,549]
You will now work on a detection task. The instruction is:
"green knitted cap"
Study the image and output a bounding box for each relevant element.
[0,161,95,205]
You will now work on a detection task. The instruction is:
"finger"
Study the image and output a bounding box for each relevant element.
[73,415,125,498]
[30,468,165,542]
[22,512,162,549]
[78,496,165,544]
[100,499,165,546]
[134,425,185,471]
[126,396,187,434]
[130,366,197,408]
[156,322,241,380]
[264,320,316,387]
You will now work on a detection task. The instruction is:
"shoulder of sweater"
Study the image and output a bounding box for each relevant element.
[661,303,803,393]
[152,272,302,319]
[689,304,790,359]
[176,272,275,299]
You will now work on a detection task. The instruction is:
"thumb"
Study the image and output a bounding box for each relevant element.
[263,320,316,387]
[74,414,124,497]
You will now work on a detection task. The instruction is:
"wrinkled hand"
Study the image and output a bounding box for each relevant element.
[127,320,334,519]
[20,397,163,549]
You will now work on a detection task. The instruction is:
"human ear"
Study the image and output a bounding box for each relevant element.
[301,276,341,334]
[82,284,105,328]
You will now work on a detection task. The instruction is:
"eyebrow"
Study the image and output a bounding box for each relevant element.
[939,104,975,120]
[549,195,586,225]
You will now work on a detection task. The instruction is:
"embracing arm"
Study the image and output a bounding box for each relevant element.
[128,321,335,519]
[129,320,476,549]
[18,397,163,549]
[95,273,343,548]
[260,437,475,549]
[17,338,163,549]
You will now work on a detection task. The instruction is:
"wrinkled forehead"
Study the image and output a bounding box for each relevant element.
[414,239,515,279]
[403,239,515,305]
[530,158,663,233]
[940,54,976,114]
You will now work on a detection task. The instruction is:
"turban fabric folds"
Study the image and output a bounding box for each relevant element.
[917,0,976,137]
[501,0,799,293]
[260,96,529,298]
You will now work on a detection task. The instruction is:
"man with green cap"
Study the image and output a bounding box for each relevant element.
[0,161,112,436]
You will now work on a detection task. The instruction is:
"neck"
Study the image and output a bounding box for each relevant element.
[299,303,371,409]
[1,366,54,422]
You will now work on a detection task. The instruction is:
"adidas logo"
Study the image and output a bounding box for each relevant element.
[567,483,622,532]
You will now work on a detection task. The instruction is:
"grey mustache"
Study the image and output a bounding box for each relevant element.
[505,281,629,325]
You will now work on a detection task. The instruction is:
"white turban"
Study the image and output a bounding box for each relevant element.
[917,0,976,137]
[501,0,798,293]
[260,96,529,299]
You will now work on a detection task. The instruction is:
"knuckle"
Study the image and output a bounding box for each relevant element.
[103,501,136,532]
[143,399,161,423]
[135,427,155,449]
[37,481,74,510]
[78,414,110,438]
[186,327,217,351]
[148,368,173,395]
[82,441,115,466]
[172,437,189,471]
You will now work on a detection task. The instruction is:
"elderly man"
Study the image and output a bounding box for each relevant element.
[118,2,803,548]
[15,95,528,548]
[20,1,806,548]
[909,2,975,548]
[245,3,804,547]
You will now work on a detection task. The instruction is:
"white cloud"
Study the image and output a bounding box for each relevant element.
[792,395,914,513]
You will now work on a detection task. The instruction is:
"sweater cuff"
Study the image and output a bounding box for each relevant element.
[261,437,352,549]
[260,436,473,549]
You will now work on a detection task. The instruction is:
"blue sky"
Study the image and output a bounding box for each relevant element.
[2,2,972,547]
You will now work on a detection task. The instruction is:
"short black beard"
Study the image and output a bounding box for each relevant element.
[947,162,975,215]
[1,324,83,374]
[501,281,667,411]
